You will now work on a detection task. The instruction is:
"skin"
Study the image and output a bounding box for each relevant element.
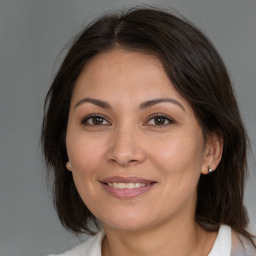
[66,48,223,256]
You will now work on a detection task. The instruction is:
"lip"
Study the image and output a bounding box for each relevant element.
[101,176,155,184]
[100,176,157,199]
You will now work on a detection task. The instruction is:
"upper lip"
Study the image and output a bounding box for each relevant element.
[100,176,156,184]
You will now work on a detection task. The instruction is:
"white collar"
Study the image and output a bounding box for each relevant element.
[208,225,231,255]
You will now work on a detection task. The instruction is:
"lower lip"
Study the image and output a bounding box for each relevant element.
[101,183,155,199]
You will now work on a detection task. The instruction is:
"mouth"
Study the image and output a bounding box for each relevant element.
[106,182,149,189]
[100,176,157,198]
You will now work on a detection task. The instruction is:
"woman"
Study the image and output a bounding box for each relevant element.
[41,7,256,256]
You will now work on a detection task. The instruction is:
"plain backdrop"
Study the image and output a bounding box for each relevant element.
[0,0,255,255]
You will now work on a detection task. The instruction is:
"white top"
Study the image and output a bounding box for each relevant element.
[208,225,231,255]
[48,225,255,256]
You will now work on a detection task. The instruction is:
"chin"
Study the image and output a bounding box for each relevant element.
[104,221,151,232]
[100,211,156,232]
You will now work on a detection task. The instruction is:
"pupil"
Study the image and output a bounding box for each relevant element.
[93,117,103,125]
[155,117,165,125]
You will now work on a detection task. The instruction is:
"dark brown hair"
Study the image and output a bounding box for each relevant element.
[41,7,254,242]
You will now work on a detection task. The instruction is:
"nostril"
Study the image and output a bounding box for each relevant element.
[109,157,139,167]
[107,140,146,166]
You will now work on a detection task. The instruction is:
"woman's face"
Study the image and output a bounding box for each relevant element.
[66,48,212,232]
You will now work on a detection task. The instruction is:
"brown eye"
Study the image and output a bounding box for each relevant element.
[91,116,104,125]
[82,115,110,126]
[154,117,167,125]
[147,115,174,126]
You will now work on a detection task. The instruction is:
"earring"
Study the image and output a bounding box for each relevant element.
[208,166,213,173]
[68,160,72,168]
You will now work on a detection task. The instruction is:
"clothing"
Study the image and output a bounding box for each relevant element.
[48,225,256,256]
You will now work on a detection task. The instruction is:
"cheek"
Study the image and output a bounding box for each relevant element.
[66,131,106,179]
[149,133,205,174]
[149,134,205,211]
[66,135,105,209]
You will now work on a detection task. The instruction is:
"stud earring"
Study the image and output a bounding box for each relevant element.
[208,166,213,173]
[68,160,72,168]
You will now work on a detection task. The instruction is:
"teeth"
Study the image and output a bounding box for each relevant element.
[107,182,146,189]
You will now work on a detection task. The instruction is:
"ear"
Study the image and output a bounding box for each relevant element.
[201,131,223,175]
[66,160,72,171]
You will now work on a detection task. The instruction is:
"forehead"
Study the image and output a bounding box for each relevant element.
[76,48,166,85]
[71,48,191,112]
[69,48,203,131]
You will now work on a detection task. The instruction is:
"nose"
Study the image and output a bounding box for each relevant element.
[106,126,146,167]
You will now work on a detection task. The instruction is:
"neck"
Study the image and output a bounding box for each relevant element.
[102,218,216,256]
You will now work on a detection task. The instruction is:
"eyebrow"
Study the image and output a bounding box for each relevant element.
[74,97,185,111]
[139,98,185,111]
[74,98,112,109]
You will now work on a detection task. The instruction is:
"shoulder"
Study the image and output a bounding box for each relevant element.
[208,224,256,256]
[47,230,105,256]
[208,225,232,256]
[231,229,256,256]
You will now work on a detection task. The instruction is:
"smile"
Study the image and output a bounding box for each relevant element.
[100,176,156,198]
[107,182,147,189]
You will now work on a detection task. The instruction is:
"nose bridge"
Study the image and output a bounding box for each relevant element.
[107,122,145,166]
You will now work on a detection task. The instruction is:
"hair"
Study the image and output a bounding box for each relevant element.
[41,7,255,243]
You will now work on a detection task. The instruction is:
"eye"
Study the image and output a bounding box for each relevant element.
[146,114,174,126]
[81,114,110,126]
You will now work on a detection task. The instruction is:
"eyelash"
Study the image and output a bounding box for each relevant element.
[81,113,174,127]
[146,114,174,127]
[81,114,110,126]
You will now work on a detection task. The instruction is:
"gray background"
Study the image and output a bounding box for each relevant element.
[0,0,255,255]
